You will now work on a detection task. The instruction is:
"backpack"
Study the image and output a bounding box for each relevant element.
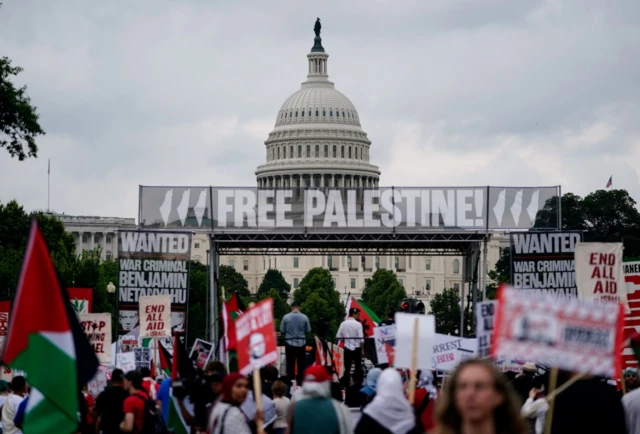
[131,392,168,434]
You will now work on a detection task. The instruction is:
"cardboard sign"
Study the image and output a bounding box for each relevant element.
[476,301,497,358]
[189,339,214,369]
[139,295,172,338]
[373,325,396,365]
[79,313,112,363]
[575,243,628,307]
[393,313,435,370]
[134,347,151,370]
[116,352,136,372]
[493,286,625,377]
[235,299,278,376]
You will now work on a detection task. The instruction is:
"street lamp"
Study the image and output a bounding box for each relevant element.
[106,282,116,293]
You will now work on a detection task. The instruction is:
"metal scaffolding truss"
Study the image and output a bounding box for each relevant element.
[210,230,486,256]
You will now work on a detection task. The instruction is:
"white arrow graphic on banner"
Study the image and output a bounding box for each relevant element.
[493,189,506,226]
[526,190,540,224]
[510,190,523,226]
[177,190,190,226]
[194,190,207,227]
[159,189,173,227]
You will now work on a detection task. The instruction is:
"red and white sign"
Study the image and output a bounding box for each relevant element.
[79,313,112,364]
[139,295,171,338]
[622,259,640,368]
[575,243,628,307]
[0,301,11,357]
[493,285,625,377]
[68,288,93,313]
[235,299,278,376]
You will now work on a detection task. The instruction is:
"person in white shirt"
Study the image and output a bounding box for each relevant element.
[271,380,290,434]
[2,376,27,434]
[622,385,640,434]
[521,387,549,434]
[337,308,364,387]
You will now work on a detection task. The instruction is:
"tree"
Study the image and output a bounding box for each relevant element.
[219,264,250,298]
[187,261,208,347]
[293,267,344,338]
[258,288,290,330]
[0,55,46,160]
[361,269,407,318]
[429,288,471,336]
[257,269,291,300]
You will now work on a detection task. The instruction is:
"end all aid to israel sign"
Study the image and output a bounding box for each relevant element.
[510,232,583,298]
[138,186,561,230]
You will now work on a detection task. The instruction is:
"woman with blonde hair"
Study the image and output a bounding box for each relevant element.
[435,359,527,434]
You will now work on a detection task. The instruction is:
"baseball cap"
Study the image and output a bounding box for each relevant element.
[303,366,331,383]
[349,307,361,316]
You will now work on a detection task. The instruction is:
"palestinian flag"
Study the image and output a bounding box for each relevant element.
[222,293,245,350]
[167,332,197,434]
[3,220,99,434]
[345,297,381,339]
[158,340,172,377]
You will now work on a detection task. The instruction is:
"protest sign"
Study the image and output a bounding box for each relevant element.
[79,313,112,363]
[68,288,93,313]
[394,313,435,370]
[432,334,478,372]
[235,299,278,376]
[139,295,172,338]
[511,232,582,298]
[116,352,136,372]
[575,242,628,307]
[476,301,497,358]
[189,339,214,369]
[87,365,109,399]
[493,285,625,377]
[134,347,151,370]
[0,300,10,356]
[622,258,640,368]
[117,230,191,351]
[373,325,396,365]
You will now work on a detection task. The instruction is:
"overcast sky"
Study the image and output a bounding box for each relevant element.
[1,0,639,219]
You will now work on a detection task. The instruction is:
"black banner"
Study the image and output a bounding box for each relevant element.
[510,231,583,298]
[117,230,191,352]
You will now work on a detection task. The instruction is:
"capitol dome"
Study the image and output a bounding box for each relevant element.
[255,30,380,190]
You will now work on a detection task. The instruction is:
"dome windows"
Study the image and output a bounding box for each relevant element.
[330,110,333,117]
[336,111,339,117]
[301,111,304,117]
[342,111,345,118]
[324,145,328,157]
[333,145,336,158]
[298,145,302,158]
[315,145,319,157]
[306,145,310,157]
[308,110,311,117]
[290,145,294,158]
[348,146,352,159]
[355,147,358,159]
[316,110,319,117]
[341,146,345,158]
[295,111,298,117]
[323,110,326,116]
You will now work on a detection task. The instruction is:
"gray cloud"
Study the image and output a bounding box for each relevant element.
[1,0,639,218]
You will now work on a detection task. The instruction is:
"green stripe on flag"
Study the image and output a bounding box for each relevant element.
[356,299,381,324]
[168,394,190,434]
[16,333,78,434]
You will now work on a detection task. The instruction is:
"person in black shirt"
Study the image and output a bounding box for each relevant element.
[379,308,396,327]
[95,369,129,434]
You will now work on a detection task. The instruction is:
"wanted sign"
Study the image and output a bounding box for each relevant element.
[79,313,112,363]
[510,232,583,298]
[476,301,497,358]
[139,295,171,338]
[117,230,191,350]
[493,285,625,377]
[575,242,628,306]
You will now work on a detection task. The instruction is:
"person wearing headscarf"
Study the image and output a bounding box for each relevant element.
[414,370,438,433]
[287,366,352,434]
[360,368,381,410]
[208,373,259,434]
[355,368,421,434]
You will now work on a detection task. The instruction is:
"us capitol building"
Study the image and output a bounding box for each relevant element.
[57,24,506,303]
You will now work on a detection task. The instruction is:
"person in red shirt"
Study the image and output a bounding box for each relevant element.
[120,371,149,433]
[414,370,438,433]
[140,367,159,400]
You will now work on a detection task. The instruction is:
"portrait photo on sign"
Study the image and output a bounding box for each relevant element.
[189,338,214,369]
[119,310,140,336]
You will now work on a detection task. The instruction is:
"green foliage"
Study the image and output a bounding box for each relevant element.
[488,248,510,285]
[361,269,407,318]
[293,267,344,338]
[187,261,208,347]
[219,264,250,298]
[429,288,472,336]
[0,56,46,160]
[258,269,291,300]
[258,288,290,330]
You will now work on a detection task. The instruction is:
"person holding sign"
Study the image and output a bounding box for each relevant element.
[435,359,527,434]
